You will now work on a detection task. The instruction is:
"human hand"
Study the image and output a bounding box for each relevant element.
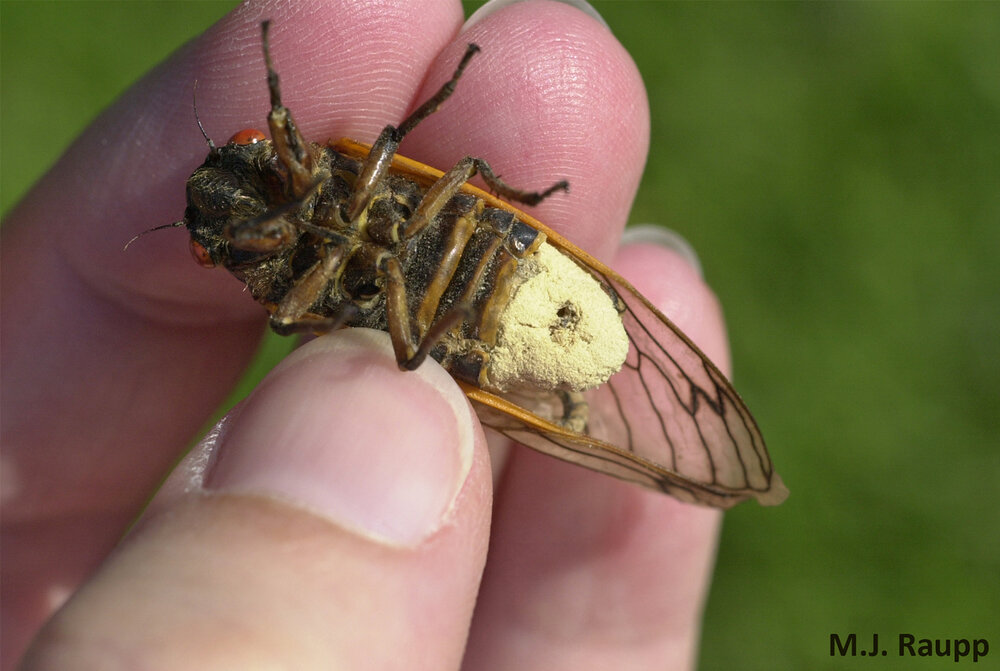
[3,1,730,668]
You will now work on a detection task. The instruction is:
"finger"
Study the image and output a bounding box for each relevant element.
[21,330,492,671]
[1,0,464,661]
[465,236,727,670]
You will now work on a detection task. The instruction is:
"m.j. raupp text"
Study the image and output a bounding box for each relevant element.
[830,633,989,662]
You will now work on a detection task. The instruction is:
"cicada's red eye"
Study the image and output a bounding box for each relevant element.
[228,128,266,145]
[189,239,216,268]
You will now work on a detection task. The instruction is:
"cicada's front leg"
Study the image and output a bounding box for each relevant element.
[223,188,332,256]
[267,244,356,335]
[261,21,326,200]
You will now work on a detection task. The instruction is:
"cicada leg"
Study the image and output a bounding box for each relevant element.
[382,255,469,370]
[346,40,567,224]
[224,177,336,254]
[345,44,482,221]
[379,155,566,371]
[556,390,589,433]
[269,246,354,335]
[261,21,326,200]
[400,156,567,240]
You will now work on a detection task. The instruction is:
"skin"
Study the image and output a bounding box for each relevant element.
[2,0,731,668]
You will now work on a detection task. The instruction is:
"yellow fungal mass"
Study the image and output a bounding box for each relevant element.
[488,242,628,392]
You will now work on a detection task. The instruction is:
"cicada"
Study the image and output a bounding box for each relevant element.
[173,22,786,508]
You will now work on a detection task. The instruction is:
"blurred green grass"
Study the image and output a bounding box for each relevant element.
[3,2,998,668]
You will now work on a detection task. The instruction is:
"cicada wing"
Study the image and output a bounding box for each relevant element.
[586,266,786,506]
[465,386,764,508]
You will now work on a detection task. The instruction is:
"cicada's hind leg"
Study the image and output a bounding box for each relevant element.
[381,256,469,370]
[379,155,567,372]
[260,21,327,200]
[557,390,589,433]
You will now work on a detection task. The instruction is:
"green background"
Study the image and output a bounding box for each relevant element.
[3,2,998,668]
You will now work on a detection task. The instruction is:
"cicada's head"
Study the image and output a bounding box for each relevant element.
[183,128,294,270]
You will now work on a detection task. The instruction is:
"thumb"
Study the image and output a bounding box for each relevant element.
[21,329,491,670]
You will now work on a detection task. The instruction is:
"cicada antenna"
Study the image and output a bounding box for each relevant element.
[123,221,186,251]
[192,80,215,149]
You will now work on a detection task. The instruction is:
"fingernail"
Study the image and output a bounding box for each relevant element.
[464,0,609,32]
[621,225,704,279]
[205,329,474,547]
